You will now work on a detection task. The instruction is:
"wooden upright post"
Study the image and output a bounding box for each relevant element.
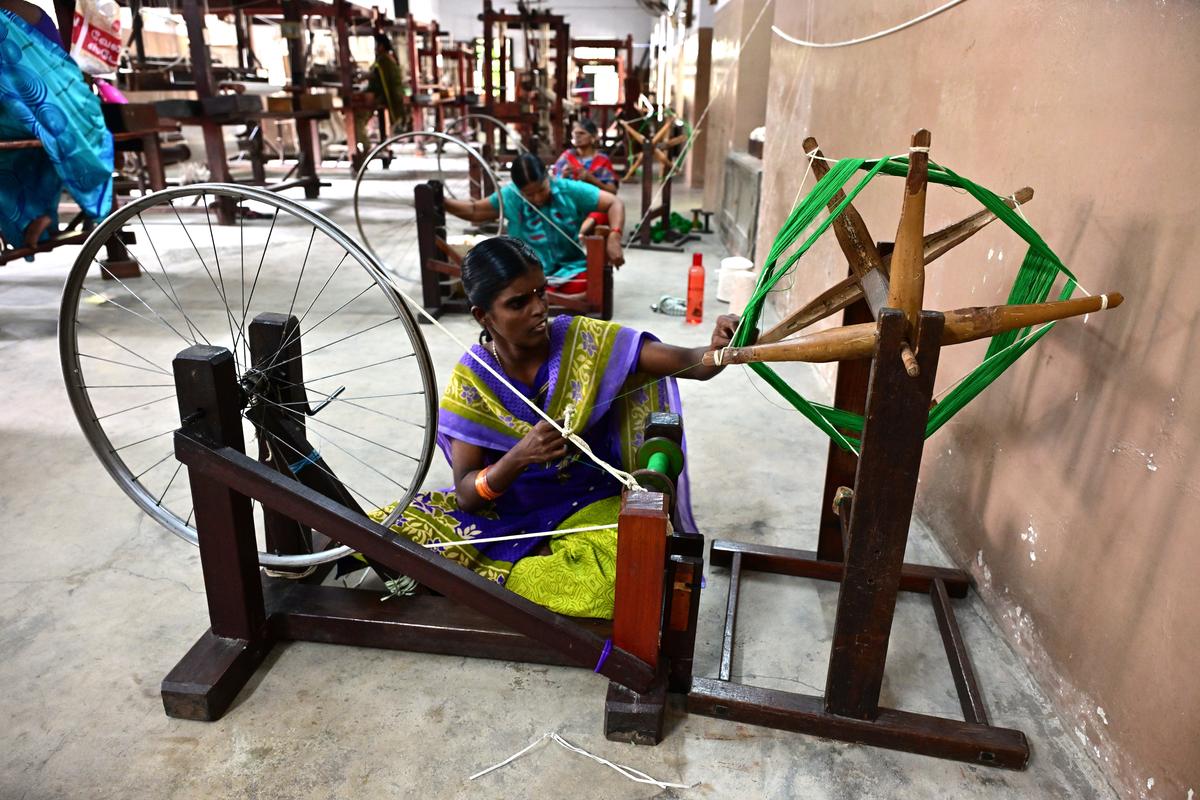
[824,308,944,719]
[162,345,272,720]
[816,296,873,560]
[607,489,671,744]
[181,0,235,224]
[248,314,314,568]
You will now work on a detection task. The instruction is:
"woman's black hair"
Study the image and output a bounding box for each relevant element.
[374,34,394,54]
[510,152,548,188]
[462,237,544,340]
[574,117,599,137]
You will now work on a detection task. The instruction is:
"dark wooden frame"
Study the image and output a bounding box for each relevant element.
[162,319,699,742]
[627,117,699,253]
[479,0,570,156]
[685,135,1034,766]
[413,180,614,320]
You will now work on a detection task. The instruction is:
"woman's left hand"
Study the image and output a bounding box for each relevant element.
[710,314,740,350]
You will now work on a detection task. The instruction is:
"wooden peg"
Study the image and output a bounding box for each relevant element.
[703,292,1122,367]
[887,129,932,340]
[759,186,1036,344]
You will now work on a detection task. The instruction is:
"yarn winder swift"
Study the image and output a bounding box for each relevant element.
[687,129,1123,768]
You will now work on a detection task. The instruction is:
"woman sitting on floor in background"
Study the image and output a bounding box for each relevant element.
[551,118,618,240]
[442,152,625,295]
[370,236,738,618]
[0,0,113,257]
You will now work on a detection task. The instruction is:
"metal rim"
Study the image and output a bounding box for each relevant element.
[352,130,507,271]
[59,183,439,568]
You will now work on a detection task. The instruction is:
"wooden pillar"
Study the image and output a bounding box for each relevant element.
[162,345,273,720]
[816,296,873,560]
[334,0,360,167]
[248,314,313,568]
[824,309,945,719]
[181,0,235,223]
[606,489,670,744]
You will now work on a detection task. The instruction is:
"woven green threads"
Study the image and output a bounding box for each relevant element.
[735,155,1078,450]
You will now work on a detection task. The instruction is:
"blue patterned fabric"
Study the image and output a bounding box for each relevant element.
[0,9,113,252]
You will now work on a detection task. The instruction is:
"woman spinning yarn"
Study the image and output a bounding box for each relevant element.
[370,236,737,618]
[551,117,618,239]
[442,153,625,294]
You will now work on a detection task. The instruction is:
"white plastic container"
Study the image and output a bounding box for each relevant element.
[716,256,754,303]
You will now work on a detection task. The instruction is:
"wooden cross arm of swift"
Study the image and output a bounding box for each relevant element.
[703,292,1123,367]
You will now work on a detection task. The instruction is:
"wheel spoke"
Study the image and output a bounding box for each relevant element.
[156,461,184,506]
[95,393,176,421]
[133,449,176,481]
[79,352,172,376]
[76,320,172,374]
[302,352,416,384]
[113,427,175,453]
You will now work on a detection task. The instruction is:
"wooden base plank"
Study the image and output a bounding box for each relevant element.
[161,629,275,721]
[604,680,668,745]
[709,539,971,598]
[688,678,1029,769]
[264,580,609,668]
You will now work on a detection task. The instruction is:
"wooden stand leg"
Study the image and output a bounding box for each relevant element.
[816,297,873,560]
[162,346,273,720]
[248,314,314,570]
[825,309,944,718]
[606,490,670,744]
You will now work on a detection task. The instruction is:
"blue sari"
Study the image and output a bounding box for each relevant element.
[0,9,113,252]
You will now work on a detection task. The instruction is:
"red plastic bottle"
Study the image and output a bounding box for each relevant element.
[686,252,704,325]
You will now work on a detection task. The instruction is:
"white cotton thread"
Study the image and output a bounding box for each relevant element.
[376,272,641,492]
[421,523,617,549]
[909,146,930,153]
[771,0,970,49]
[1099,294,1108,311]
[469,731,697,789]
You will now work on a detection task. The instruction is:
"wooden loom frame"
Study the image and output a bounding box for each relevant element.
[161,313,699,743]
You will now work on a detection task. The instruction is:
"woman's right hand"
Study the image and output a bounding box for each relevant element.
[509,420,569,467]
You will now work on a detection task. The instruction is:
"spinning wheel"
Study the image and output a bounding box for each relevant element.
[618,113,688,182]
[352,131,507,281]
[441,112,529,162]
[687,130,1124,768]
[60,184,439,568]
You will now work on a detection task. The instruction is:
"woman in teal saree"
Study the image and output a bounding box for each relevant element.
[372,236,737,618]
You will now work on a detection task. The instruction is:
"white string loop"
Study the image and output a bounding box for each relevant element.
[377,272,640,492]
[469,731,696,789]
[771,0,970,49]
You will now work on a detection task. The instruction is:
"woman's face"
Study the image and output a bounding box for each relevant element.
[571,124,595,150]
[519,178,552,208]
[478,267,550,348]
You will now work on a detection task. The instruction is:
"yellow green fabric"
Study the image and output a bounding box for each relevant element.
[506,496,621,619]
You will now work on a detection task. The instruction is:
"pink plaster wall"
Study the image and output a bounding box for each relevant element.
[753,2,1200,796]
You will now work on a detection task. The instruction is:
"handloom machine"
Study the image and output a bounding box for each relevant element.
[59,183,700,744]
[479,0,570,157]
[57,126,1121,766]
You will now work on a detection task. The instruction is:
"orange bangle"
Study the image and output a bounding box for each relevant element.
[474,465,501,501]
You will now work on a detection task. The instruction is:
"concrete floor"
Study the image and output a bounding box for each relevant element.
[0,171,1117,799]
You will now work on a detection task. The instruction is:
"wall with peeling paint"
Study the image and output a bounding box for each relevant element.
[751,2,1200,797]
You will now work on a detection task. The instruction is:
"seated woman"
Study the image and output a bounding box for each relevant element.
[371,236,737,618]
[442,153,624,295]
[0,0,113,256]
[551,118,618,239]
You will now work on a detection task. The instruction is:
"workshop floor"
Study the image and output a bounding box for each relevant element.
[0,172,1117,799]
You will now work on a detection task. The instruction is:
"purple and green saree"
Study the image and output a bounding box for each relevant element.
[370,314,695,618]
